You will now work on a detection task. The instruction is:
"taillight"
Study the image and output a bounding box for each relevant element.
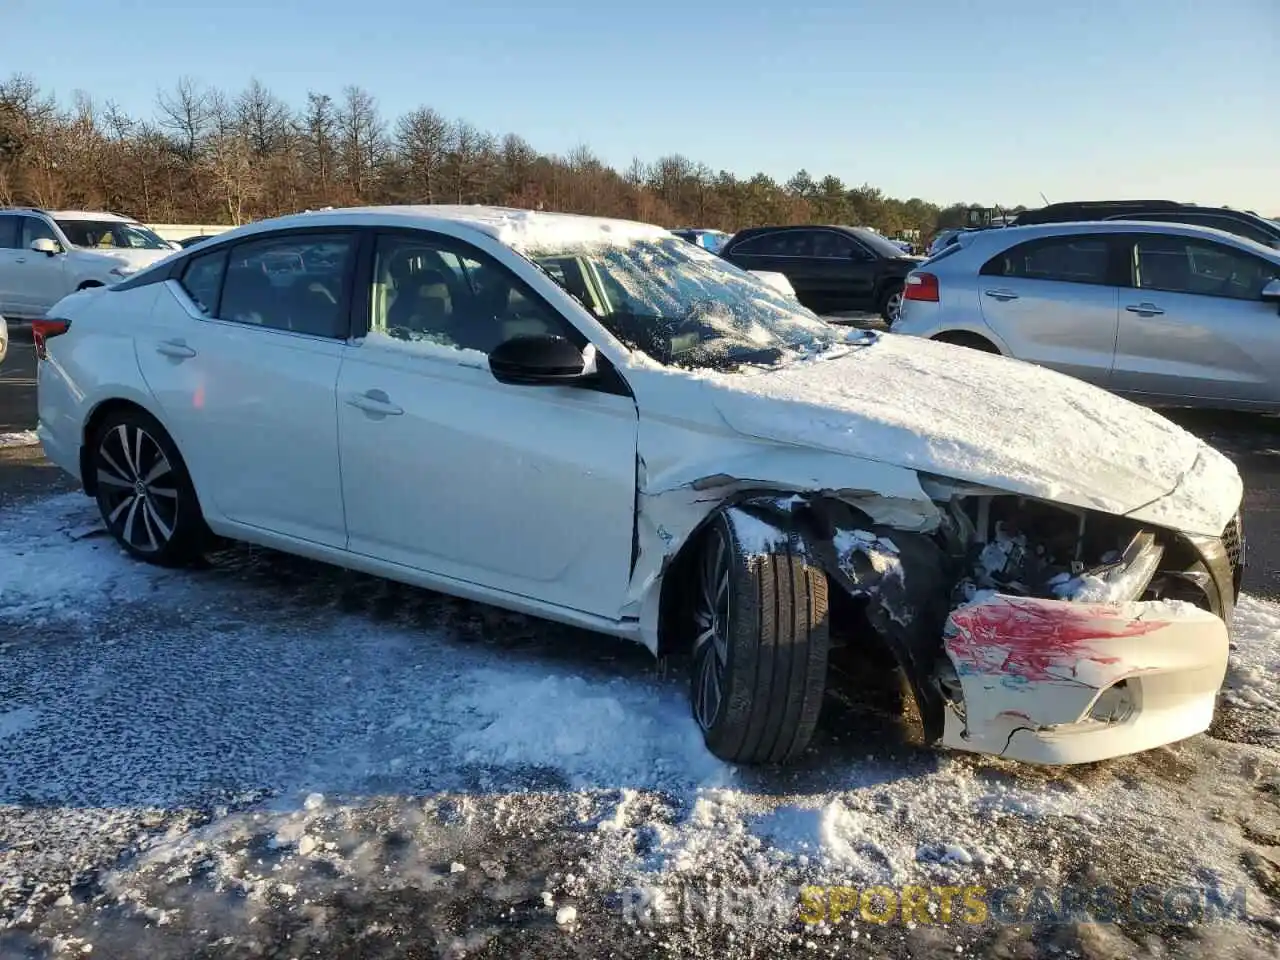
[32,318,70,360]
[904,272,940,302]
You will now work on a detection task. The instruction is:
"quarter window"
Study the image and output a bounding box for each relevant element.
[1133,236,1280,301]
[981,236,1111,285]
[179,249,227,315]
[217,234,354,338]
[367,234,570,356]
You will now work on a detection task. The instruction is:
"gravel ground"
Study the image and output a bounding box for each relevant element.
[1,333,1279,959]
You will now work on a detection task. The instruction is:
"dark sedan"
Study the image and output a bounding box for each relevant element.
[720,225,923,322]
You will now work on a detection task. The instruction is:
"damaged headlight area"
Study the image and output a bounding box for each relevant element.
[945,495,1222,611]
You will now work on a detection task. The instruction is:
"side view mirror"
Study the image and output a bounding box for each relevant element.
[1262,278,1280,308]
[30,238,61,256]
[488,334,592,386]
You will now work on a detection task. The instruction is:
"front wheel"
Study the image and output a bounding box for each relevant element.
[879,283,904,325]
[690,510,830,764]
[90,408,208,566]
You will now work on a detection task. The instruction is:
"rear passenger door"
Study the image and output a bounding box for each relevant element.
[1110,233,1280,405]
[136,229,359,547]
[976,233,1121,385]
[0,215,20,315]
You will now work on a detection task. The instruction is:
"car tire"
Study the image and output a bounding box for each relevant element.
[690,510,830,764]
[879,283,904,325]
[932,331,1000,354]
[90,408,208,567]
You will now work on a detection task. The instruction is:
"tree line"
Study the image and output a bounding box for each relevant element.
[0,74,1018,239]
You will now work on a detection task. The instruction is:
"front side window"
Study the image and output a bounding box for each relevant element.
[810,230,858,259]
[368,234,570,355]
[217,234,354,337]
[981,235,1111,285]
[530,235,840,371]
[55,219,169,250]
[1133,235,1280,301]
[21,216,59,248]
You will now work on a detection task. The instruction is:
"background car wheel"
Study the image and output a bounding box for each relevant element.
[932,331,1000,354]
[691,510,830,764]
[90,408,207,566]
[879,283,904,325]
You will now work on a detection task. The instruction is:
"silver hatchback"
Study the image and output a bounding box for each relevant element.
[895,220,1280,411]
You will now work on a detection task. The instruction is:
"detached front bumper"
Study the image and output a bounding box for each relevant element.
[940,594,1228,764]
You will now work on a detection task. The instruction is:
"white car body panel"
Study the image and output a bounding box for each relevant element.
[34,205,1247,767]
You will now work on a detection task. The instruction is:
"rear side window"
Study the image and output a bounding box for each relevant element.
[0,216,17,249]
[179,249,227,315]
[980,236,1111,285]
[729,232,788,256]
[217,234,355,338]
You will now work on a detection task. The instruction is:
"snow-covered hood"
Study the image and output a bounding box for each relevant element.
[704,334,1242,537]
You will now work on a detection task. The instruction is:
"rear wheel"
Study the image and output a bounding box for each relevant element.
[691,511,830,764]
[879,283,904,325]
[90,408,207,566]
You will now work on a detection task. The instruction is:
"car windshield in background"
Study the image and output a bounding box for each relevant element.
[532,237,838,371]
[55,220,170,250]
[849,227,911,259]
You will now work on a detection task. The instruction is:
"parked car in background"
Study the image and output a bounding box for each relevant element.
[177,235,213,248]
[894,220,1280,411]
[1012,200,1280,250]
[671,228,731,254]
[721,224,923,322]
[0,209,177,321]
[36,205,1244,768]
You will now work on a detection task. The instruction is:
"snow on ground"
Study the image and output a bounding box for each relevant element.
[0,431,38,448]
[2,493,1279,957]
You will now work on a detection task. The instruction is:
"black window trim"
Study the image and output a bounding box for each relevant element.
[980,231,1124,287]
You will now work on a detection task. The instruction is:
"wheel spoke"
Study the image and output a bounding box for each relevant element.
[148,486,178,499]
[144,499,173,542]
[107,494,135,525]
[99,448,132,485]
[694,625,715,651]
[96,469,132,488]
[143,458,171,484]
[122,496,143,545]
[133,428,145,482]
[116,425,137,477]
[139,502,158,551]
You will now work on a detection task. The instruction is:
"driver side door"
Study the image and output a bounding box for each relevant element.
[337,228,640,618]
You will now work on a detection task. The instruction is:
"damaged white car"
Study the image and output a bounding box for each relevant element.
[35,206,1245,766]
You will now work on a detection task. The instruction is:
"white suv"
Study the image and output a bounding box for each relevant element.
[0,209,178,321]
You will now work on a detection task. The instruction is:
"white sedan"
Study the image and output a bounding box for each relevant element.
[35,205,1245,765]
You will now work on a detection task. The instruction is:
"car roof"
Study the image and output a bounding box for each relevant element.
[950,219,1280,259]
[45,210,137,222]
[215,204,670,252]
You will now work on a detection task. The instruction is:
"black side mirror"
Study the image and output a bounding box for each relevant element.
[488,334,590,386]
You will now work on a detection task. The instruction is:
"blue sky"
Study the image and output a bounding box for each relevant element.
[4,0,1276,212]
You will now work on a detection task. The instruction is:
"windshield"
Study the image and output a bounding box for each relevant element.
[55,220,169,250]
[849,227,911,259]
[530,236,840,371]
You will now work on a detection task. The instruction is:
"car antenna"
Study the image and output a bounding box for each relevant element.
[1039,191,1051,206]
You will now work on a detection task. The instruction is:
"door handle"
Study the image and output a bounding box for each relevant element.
[14,258,25,264]
[984,288,1019,301]
[1125,303,1165,317]
[347,390,404,417]
[156,340,197,359]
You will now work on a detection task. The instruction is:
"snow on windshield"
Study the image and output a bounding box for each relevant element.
[529,237,838,370]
